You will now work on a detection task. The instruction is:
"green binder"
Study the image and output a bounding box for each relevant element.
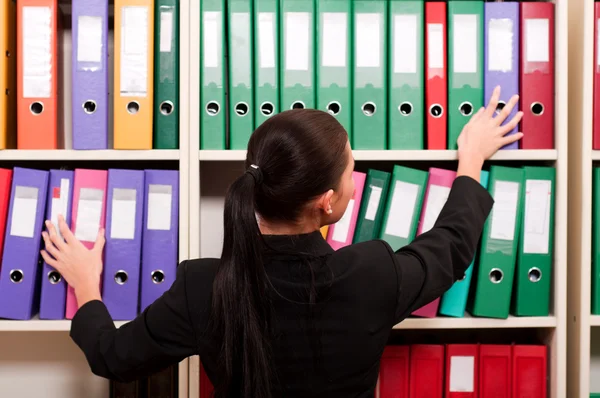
[200,0,226,149]
[154,0,179,149]
[353,169,391,243]
[469,165,524,319]
[447,0,484,149]
[253,0,279,128]
[593,168,600,314]
[388,0,424,150]
[280,0,315,110]
[316,0,352,136]
[512,166,555,317]
[228,0,255,149]
[352,0,387,149]
[378,166,428,251]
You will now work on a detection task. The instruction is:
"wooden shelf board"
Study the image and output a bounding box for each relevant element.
[393,315,557,330]
[0,150,180,161]
[0,317,128,332]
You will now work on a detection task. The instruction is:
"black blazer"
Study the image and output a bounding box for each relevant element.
[70,175,494,397]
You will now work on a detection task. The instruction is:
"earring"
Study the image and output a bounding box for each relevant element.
[327,208,333,215]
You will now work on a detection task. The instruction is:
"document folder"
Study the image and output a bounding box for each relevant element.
[379,345,409,398]
[326,171,366,250]
[425,1,447,150]
[594,167,600,314]
[479,345,511,398]
[0,169,12,268]
[445,344,478,398]
[409,345,444,398]
[0,0,16,149]
[512,345,546,398]
[353,169,391,243]
[320,225,328,239]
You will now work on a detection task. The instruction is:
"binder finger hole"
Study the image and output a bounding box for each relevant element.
[459,102,473,116]
[326,101,341,116]
[160,101,174,116]
[399,102,413,116]
[291,101,305,110]
[10,269,23,284]
[235,102,249,116]
[5,51,9,57]
[260,102,274,116]
[528,267,542,283]
[115,271,128,285]
[83,100,97,115]
[495,101,506,114]
[206,101,220,116]
[152,270,165,284]
[30,102,44,115]
[458,273,467,282]
[531,102,544,116]
[127,101,140,114]
[48,270,62,285]
[362,102,376,116]
[429,104,443,118]
[489,268,504,284]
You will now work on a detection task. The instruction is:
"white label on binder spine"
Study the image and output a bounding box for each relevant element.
[449,356,475,392]
[385,181,419,238]
[258,12,276,68]
[526,18,549,63]
[22,7,52,98]
[322,12,347,68]
[524,179,552,254]
[148,184,172,231]
[332,199,354,242]
[77,16,103,63]
[203,12,221,68]
[110,188,137,240]
[421,185,451,234]
[394,14,417,74]
[356,13,381,68]
[488,18,514,72]
[51,178,70,240]
[365,186,383,221]
[231,13,251,86]
[427,23,444,69]
[453,14,478,73]
[10,186,39,238]
[490,180,520,241]
[120,6,149,97]
[75,188,104,242]
[160,11,174,53]
[285,12,310,71]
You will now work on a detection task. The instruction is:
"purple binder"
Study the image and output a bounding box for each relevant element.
[140,170,179,312]
[72,0,109,149]
[484,2,520,149]
[0,168,49,320]
[102,169,145,320]
[39,170,74,320]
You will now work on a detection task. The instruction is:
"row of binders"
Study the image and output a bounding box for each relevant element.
[590,167,600,314]
[109,363,178,398]
[322,165,555,319]
[0,0,179,150]
[201,0,554,151]
[0,167,179,321]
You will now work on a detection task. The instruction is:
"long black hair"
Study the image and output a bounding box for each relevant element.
[209,109,349,397]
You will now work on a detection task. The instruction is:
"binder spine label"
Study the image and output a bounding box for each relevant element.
[75,188,104,242]
[488,18,514,72]
[284,12,310,72]
[10,186,39,238]
[523,179,551,254]
[203,12,221,69]
[258,12,276,70]
[230,12,251,86]
[147,184,172,230]
[427,23,444,71]
[393,14,417,74]
[449,356,475,392]
[159,10,174,53]
[365,186,383,221]
[332,199,354,242]
[110,188,137,240]
[120,6,149,97]
[489,180,519,245]
[385,181,419,238]
[452,14,477,75]
[22,6,52,98]
[322,12,347,68]
[77,16,103,70]
[50,178,70,240]
[525,18,549,64]
[422,185,451,233]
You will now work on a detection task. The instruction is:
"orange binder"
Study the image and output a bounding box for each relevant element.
[17,0,60,149]
[320,225,329,239]
[114,0,154,149]
[0,0,16,149]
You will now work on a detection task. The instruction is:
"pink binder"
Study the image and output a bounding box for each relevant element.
[411,168,456,318]
[65,169,108,319]
[326,171,366,250]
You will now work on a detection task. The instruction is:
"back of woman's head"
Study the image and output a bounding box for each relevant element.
[210,109,350,398]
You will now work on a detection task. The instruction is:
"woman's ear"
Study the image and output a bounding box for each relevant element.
[317,189,335,215]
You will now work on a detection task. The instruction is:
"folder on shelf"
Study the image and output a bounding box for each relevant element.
[280,0,315,111]
[425,1,447,150]
[320,225,328,239]
[484,2,519,150]
[379,345,409,398]
[0,167,49,320]
[316,0,351,135]
[39,170,74,320]
[439,170,489,318]
[17,0,60,149]
[594,168,600,314]
[66,169,108,319]
[412,167,457,318]
[154,0,180,149]
[254,0,279,128]
[388,0,424,150]
[0,0,16,149]
[512,345,547,397]
[146,363,178,397]
[447,0,484,150]
[378,166,428,251]
[200,360,215,398]
[409,344,444,398]
[521,2,554,150]
[0,169,12,267]
[512,166,555,317]
[103,169,145,321]
[114,0,154,149]
[228,0,255,149]
[479,345,511,398]
[140,169,179,311]
[200,0,226,149]
[469,166,524,319]
[326,171,366,250]
[596,3,600,150]
[445,344,478,398]
[353,169,391,244]
[72,0,109,150]
[353,0,386,150]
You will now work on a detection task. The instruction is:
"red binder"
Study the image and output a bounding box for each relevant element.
[512,345,547,398]
[409,345,444,398]
[425,1,447,150]
[200,360,214,398]
[0,169,12,270]
[594,3,600,149]
[379,345,410,398]
[445,344,478,398]
[479,345,511,398]
[520,2,555,149]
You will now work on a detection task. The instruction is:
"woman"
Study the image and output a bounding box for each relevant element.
[41,86,522,398]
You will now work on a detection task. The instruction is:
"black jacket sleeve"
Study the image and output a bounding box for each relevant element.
[69,261,198,382]
[387,175,494,322]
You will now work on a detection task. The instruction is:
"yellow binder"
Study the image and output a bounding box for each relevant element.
[114,0,154,149]
[0,0,16,149]
[321,225,329,239]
